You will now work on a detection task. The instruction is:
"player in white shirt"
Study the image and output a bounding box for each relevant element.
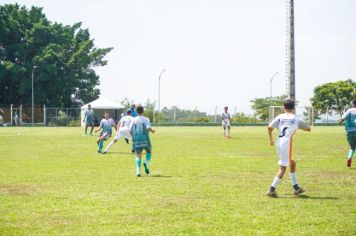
[222,106,232,138]
[266,99,311,198]
[103,110,133,154]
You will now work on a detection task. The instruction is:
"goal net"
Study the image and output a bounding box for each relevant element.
[269,106,315,125]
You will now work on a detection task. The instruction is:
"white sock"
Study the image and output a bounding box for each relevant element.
[271,176,282,188]
[104,140,115,152]
[290,173,298,186]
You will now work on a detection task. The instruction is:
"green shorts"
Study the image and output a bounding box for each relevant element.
[347,133,356,149]
[135,146,152,154]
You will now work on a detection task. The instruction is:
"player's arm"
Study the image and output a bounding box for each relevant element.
[298,119,311,132]
[339,110,350,124]
[83,111,87,122]
[146,119,155,133]
[95,121,103,133]
[148,127,155,133]
[267,126,274,146]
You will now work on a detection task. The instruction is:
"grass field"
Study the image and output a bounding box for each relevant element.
[0,126,355,235]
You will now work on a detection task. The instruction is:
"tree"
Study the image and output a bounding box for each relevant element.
[250,95,288,121]
[310,79,356,116]
[0,4,112,107]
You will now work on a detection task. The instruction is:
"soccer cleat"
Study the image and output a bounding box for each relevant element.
[136,173,141,177]
[132,149,135,153]
[294,188,305,195]
[143,163,150,174]
[347,159,352,168]
[102,151,107,154]
[97,150,102,154]
[125,138,129,144]
[266,191,278,198]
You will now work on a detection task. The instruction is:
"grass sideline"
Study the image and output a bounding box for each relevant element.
[0,127,355,235]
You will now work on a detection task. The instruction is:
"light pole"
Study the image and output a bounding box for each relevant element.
[31,66,38,127]
[158,69,166,112]
[269,71,279,98]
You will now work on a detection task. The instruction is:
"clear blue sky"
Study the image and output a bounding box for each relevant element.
[3,0,356,114]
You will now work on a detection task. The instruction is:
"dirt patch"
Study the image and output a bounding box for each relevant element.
[0,184,39,196]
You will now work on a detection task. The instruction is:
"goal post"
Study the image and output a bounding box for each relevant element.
[269,106,314,126]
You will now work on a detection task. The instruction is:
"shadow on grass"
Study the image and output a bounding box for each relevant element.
[104,151,132,155]
[147,174,172,178]
[279,194,339,200]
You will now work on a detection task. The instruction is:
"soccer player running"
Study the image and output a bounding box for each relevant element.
[129,105,155,177]
[102,110,133,154]
[95,112,117,153]
[267,99,311,198]
[83,104,94,136]
[222,106,232,138]
[128,103,137,152]
[339,99,356,167]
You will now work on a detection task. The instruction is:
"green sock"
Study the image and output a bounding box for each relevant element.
[348,149,355,160]
[98,141,104,151]
[145,153,152,168]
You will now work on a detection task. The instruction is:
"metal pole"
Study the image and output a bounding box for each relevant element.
[158,69,166,112]
[31,66,37,127]
[174,107,176,123]
[269,72,279,98]
[287,0,296,100]
[10,104,13,126]
[43,104,46,126]
[214,106,217,123]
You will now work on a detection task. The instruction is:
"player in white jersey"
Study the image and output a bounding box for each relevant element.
[222,106,232,138]
[103,110,133,154]
[266,99,311,198]
[129,105,155,177]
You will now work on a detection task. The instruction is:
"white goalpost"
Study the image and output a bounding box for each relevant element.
[269,106,315,126]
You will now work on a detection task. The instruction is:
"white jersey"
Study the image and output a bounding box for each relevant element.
[119,116,132,129]
[268,113,309,166]
[222,112,231,127]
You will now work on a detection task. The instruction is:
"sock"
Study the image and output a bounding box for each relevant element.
[104,141,115,152]
[145,153,152,168]
[228,129,231,136]
[136,157,141,174]
[290,173,299,189]
[348,149,355,160]
[270,176,282,191]
[98,141,104,151]
[223,128,226,136]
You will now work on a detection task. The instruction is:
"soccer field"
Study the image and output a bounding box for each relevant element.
[0,126,355,235]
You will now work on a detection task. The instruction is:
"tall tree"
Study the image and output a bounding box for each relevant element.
[310,79,356,116]
[0,4,112,107]
[250,95,288,121]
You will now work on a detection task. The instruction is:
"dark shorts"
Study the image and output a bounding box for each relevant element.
[347,133,356,149]
[135,146,152,154]
[86,121,94,126]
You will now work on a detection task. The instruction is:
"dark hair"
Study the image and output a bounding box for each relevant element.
[126,110,132,115]
[284,99,295,110]
[352,100,356,107]
[224,106,228,109]
[136,105,144,114]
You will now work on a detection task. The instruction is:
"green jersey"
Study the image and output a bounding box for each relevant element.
[342,108,356,134]
[84,109,94,123]
[129,116,152,149]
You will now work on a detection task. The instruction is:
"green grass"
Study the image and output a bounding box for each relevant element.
[0,127,355,235]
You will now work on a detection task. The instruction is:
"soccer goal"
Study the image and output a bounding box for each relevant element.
[269,106,315,125]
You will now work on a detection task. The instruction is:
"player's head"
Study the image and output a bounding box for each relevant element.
[104,111,110,119]
[351,99,356,108]
[126,110,132,116]
[283,99,295,111]
[224,106,228,112]
[88,104,91,109]
[136,105,144,115]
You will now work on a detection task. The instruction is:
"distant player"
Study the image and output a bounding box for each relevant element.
[339,99,356,167]
[222,106,232,138]
[95,112,116,153]
[266,99,311,198]
[129,105,155,177]
[128,103,137,152]
[103,110,133,154]
[83,104,94,135]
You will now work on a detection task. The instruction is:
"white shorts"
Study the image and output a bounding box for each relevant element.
[276,138,293,166]
[222,120,230,127]
[115,128,131,140]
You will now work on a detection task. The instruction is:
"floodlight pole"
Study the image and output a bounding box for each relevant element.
[158,69,166,112]
[269,71,279,98]
[31,66,38,127]
[287,0,296,100]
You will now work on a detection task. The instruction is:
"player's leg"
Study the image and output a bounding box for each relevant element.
[227,126,231,138]
[223,126,226,137]
[347,134,356,167]
[135,149,143,177]
[143,148,152,174]
[97,132,108,153]
[85,124,88,135]
[267,166,286,197]
[290,160,304,195]
[90,124,94,135]
[103,138,117,154]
